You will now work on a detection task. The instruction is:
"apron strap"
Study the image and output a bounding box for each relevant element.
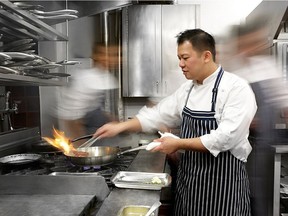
[211,67,224,112]
[184,67,225,110]
[184,82,194,106]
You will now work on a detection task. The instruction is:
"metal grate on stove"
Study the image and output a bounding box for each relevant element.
[1,147,139,187]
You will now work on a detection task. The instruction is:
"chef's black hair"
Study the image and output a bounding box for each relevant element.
[176,29,216,61]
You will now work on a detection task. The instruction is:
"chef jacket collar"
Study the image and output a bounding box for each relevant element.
[192,65,222,86]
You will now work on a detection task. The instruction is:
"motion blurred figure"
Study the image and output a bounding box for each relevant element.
[221,16,288,216]
[56,43,119,147]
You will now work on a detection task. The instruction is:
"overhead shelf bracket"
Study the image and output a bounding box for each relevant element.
[0,0,68,41]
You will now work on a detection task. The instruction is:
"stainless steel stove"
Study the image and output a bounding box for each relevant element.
[0,128,140,216]
[0,146,138,187]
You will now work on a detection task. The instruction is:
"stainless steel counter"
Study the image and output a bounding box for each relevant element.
[271,145,288,216]
[96,150,167,216]
[0,175,110,216]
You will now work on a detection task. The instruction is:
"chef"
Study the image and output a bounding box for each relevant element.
[95,29,257,216]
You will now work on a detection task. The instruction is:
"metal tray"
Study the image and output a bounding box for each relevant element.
[49,172,99,177]
[111,171,171,190]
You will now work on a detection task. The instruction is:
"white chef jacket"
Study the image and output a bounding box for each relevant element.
[136,66,257,162]
[56,67,118,120]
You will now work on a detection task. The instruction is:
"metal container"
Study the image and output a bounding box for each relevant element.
[111,171,171,190]
[117,205,154,216]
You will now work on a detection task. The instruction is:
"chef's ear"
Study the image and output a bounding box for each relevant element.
[202,51,213,63]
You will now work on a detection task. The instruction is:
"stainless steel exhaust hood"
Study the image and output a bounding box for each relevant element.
[132,0,174,3]
[67,0,175,20]
[19,0,175,25]
[246,0,288,40]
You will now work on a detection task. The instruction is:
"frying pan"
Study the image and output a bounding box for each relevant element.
[30,9,78,16]
[34,14,78,20]
[61,134,147,166]
[7,43,36,52]
[0,53,12,62]
[31,140,61,153]
[32,54,81,66]
[0,153,42,165]
[0,39,33,51]
[0,66,20,74]
[13,2,44,10]
[64,145,147,166]
[2,52,35,61]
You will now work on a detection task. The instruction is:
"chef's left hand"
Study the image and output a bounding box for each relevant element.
[150,137,180,154]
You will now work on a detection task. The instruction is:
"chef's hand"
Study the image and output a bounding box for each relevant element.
[150,137,180,154]
[95,118,142,139]
[94,122,122,138]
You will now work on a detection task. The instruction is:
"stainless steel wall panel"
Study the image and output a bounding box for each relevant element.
[122,5,198,97]
[161,5,197,96]
[123,5,162,97]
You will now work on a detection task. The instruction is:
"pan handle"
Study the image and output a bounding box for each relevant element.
[117,145,148,156]
[71,134,93,142]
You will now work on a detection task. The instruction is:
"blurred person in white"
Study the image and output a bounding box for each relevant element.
[221,17,288,133]
[221,16,288,216]
[56,43,119,147]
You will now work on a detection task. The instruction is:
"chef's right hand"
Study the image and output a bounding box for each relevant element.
[94,121,122,138]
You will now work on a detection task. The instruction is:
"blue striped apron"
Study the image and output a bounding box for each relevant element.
[174,68,251,216]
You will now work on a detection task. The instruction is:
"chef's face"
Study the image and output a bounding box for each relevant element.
[177,41,205,81]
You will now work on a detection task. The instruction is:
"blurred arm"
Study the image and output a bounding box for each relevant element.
[94,118,142,138]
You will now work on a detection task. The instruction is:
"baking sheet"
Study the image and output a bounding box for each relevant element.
[111,171,171,190]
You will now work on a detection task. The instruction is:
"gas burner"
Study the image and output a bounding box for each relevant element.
[5,167,51,176]
[0,146,139,188]
[82,165,102,171]
[38,151,63,156]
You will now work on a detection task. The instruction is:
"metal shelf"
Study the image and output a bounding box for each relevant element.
[0,73,67,86]
[0,1,69,85]
[0,0,68,41]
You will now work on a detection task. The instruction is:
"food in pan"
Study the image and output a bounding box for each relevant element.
[151,177,162,184]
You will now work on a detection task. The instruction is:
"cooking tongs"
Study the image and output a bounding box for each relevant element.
[71,134,100,149]
[78,137,100,148]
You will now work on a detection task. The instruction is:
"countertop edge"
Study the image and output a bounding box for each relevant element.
[272,144,288,153]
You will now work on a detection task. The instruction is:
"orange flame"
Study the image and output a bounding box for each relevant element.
[42,128,76,155]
